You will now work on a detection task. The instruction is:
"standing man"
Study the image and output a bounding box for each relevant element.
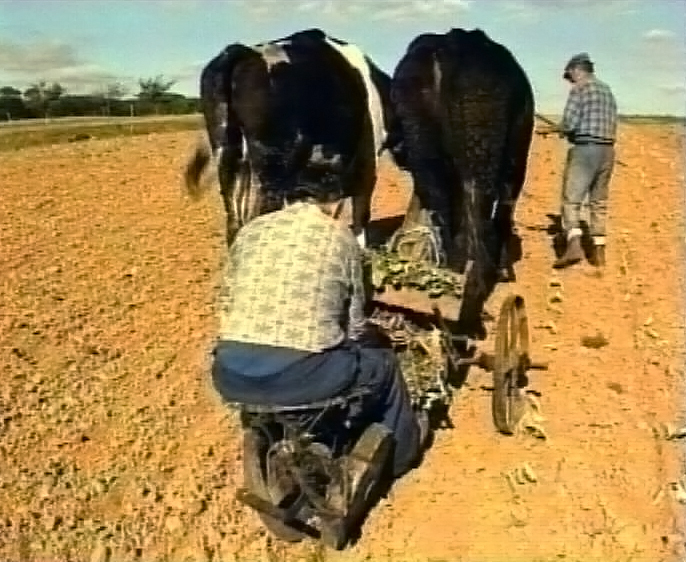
[553,52,618,269]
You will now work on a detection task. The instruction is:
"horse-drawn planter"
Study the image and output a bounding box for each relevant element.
[231,243,548,550]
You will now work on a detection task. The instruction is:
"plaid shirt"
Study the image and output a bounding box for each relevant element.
[217,202,367,352]
[561,77,617,142]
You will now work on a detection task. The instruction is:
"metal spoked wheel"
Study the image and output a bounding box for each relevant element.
[242,427,307,542]
[492,294,530,434]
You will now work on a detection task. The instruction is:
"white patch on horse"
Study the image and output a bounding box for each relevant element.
[253,42,290,70]
[324,37,387,161]
[491,198,499,220]
[230,136,249,226]
[245,162,261,226]
[432,54,442,96]
[234,136,261,227]
[213,101,229,161]
[310,144,342,168]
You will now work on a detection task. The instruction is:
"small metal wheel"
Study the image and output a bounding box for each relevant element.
[492,294,530,434]
[242,428,306,542]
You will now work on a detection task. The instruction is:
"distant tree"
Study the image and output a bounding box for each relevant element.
[137,75,176,114]
[93,81,129,115]
[50,95,107,117]
[23,81,65,118]
[106,82,128,100]
[0,86,22,98]
[0,85,29,120]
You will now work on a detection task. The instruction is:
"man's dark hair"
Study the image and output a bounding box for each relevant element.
[287,163,346,204]
[288,182,344,204]
[563,61,595,81]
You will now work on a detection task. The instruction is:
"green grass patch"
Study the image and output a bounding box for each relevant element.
[3,112,682,154]
[537,114,685,126]
[0,114,204,152]
[618,114,686,125]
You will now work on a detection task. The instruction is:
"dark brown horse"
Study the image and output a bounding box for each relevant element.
[384,28,535,337]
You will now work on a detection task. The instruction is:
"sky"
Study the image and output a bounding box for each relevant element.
[0,0,684,115]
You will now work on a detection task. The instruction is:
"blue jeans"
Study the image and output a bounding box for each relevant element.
[561,144,615,242]
[211,340,421,478]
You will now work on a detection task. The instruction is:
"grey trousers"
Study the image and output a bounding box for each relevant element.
[561,144,615,243]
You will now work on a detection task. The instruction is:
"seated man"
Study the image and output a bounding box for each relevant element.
[211,181,428,478]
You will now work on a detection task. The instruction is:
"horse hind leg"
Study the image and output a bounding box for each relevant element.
[352,187,372,248]
[496,101,533,283]
[218,146,249,248]
[494,202,518,283]
[350,150,375,248]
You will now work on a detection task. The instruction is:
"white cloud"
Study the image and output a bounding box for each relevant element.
[643,28,676,41]
[611,26,685,113]
[493,0,639,24]
[0,39,82,73]
[168,62,205,86]
[242,0,470,21]
[370,0,471,21]
[635,30,685,73]
[370,3,419,22]
[143,0,203,13]
[658,83,686,96]
[497,2,540,24]
[517,0,637,11]
[296,0,320,12]
[52,67,135,90]
[0,38,136,94]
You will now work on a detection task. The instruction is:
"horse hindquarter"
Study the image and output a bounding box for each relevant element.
[392,51,454,257]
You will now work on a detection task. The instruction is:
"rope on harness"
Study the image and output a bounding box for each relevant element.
[387,225,447,267]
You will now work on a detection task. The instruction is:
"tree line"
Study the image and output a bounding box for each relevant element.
[0,75,201,121]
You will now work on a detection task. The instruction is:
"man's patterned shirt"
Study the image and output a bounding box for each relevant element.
[561,77,618,142]
[218,202,367,352]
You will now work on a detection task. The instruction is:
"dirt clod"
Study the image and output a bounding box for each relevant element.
[581,332,609,349]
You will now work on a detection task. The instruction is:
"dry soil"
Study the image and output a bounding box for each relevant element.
[1,123,684,562]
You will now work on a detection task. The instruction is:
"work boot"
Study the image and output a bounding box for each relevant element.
[553,235,583,269]
[590,244,606,267]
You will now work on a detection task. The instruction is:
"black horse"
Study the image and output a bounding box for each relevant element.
[383,28,535,337]
[184,28,396,248]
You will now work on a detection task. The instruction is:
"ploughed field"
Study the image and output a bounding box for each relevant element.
[1,119,684,561]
